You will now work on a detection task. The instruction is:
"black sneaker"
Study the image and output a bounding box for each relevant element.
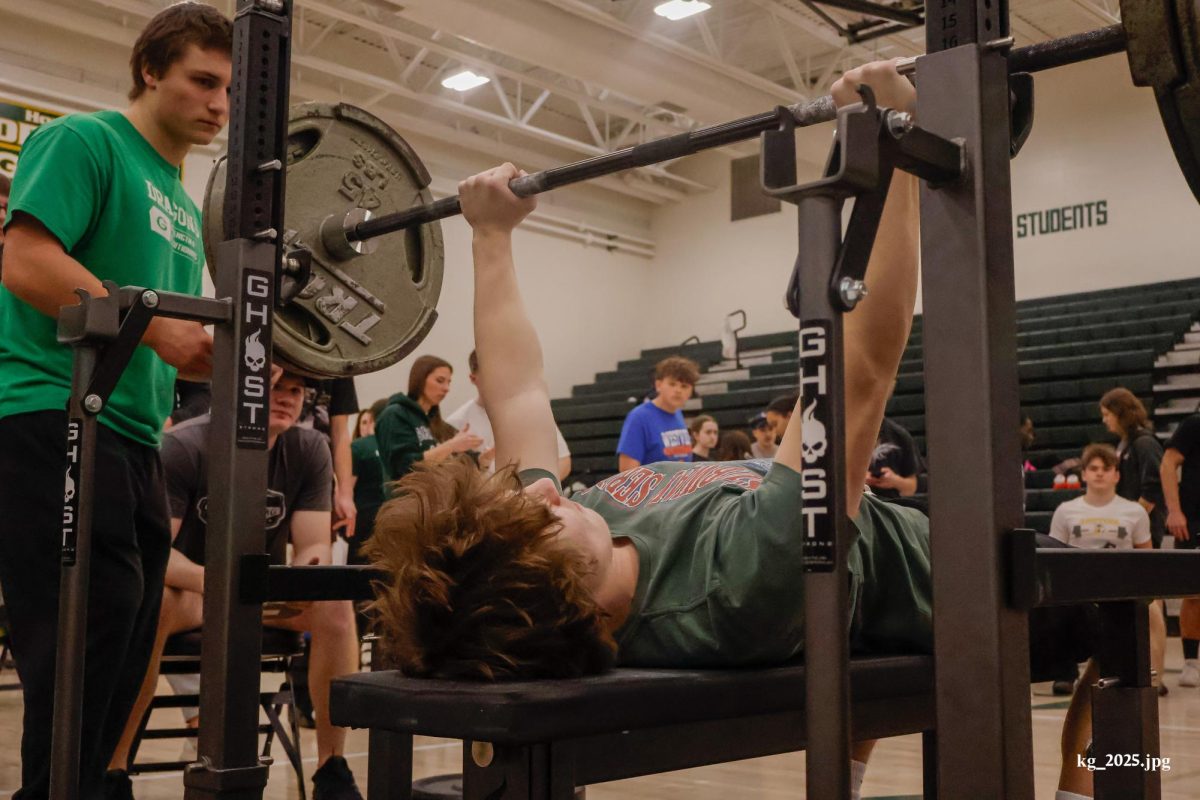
[1051,679,1075,696]
[312,756,364,800]
[103,769,134,800]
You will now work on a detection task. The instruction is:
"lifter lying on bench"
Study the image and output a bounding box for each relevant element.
[363,62,1097,800]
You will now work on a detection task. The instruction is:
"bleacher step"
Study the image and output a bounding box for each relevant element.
[1156,374,1200,390]
[697,370,748,385]
[1156,351,1200,367]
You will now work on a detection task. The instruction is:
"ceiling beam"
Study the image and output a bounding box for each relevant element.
[291,52,705,192]
[301,0,694,138]
[749,0,922,58]
[391,0,805,120]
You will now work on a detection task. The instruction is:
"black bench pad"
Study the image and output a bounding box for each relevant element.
[331,655,933,745]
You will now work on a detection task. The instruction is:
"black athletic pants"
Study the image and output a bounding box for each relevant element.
[0,411,171,800]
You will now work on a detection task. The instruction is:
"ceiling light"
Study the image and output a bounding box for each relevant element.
[441,70,490,92]
[653,0,711,21]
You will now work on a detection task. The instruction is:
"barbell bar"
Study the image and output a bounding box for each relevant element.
[339,24,1129,246]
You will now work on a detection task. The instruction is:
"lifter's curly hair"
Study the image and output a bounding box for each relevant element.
[363,458,618,680]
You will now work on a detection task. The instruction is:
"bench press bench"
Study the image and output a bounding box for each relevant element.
[330,655,936,800]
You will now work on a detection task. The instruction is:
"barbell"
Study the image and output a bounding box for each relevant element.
[204,3,1200,379]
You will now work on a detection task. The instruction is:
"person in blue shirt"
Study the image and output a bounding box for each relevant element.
[616,356,699,471]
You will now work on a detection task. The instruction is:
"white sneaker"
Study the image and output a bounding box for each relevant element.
[1180,659,1200,687]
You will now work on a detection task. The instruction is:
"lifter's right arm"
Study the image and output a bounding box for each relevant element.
[3,213,213,380]
[459,164,560,477]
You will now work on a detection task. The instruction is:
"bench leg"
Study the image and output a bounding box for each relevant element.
[462,742,576,800]
[367,729,413,800]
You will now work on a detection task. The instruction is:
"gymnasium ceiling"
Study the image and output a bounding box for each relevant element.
[1,0,1125,206]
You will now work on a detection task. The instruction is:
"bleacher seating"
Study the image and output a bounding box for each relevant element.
[556,278,1200,533]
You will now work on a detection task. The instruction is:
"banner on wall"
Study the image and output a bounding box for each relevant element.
[0,98,63,182]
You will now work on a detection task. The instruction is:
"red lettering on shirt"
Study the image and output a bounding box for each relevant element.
[592,467,665,508]
[650,464,763,505]
[589,464,763,509]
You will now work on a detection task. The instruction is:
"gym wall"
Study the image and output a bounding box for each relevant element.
[5,7,1199,414]
[351,213,654,415]
[0,10,656,416]
[644,52,1200,349]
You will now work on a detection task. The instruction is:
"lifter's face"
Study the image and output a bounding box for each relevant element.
[524,478,614,593]
[142,45,231,147]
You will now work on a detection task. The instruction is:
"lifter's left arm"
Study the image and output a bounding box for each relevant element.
[775,61,920,519]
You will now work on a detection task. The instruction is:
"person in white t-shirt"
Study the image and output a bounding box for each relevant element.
[1050,442,1153,550]
[446,349,572,481]
[1047,442,1167,798]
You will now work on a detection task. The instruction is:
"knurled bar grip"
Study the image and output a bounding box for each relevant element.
[347,24,1125,244]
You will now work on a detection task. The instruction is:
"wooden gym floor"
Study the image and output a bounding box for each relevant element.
[3,650,1200,799]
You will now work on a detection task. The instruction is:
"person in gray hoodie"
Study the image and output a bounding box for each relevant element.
[376,354,483,485]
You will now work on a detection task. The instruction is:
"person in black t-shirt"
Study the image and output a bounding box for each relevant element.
[1100,388,1166,547]
[865,416,922,498]
[109,370,363,798]
[1163,412,1200,687]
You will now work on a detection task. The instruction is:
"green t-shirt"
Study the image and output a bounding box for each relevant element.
[0,110,204,446]
[526,459,933,668]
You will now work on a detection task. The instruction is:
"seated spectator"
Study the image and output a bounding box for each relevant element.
[448,349,572,480]
[1049,442,1166,696]
[108,370,363,799]
[749,412,777,459]
[765,393,799,445]
[1051,443,1151,548]
[688,414,719,462]
[865,417,922,499]
[168,379,212,428]
[1100,387,1166,548]
[713,429,754,461]
[616,356,699,471]
[349,398,388,564]
[376,354,484,485]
